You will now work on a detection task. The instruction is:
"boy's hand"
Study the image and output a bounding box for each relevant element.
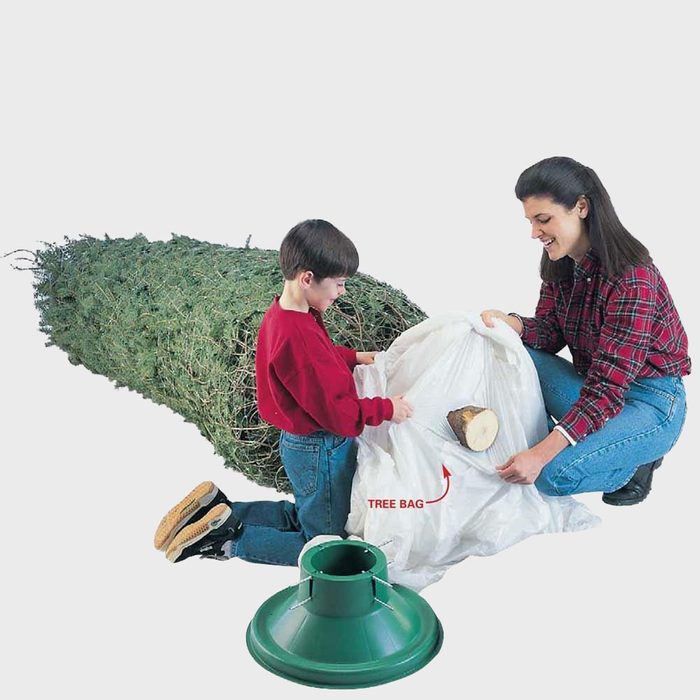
[356,351,378,365]
[390,395,413,423]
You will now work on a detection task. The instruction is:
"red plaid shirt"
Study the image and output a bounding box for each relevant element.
[513,248,691,443]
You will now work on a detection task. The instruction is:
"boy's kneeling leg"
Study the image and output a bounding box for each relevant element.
[281,432,358,540]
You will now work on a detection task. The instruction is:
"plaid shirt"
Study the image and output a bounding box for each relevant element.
[513,248,691,443]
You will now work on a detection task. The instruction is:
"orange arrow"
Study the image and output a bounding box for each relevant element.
[425,464,452,504]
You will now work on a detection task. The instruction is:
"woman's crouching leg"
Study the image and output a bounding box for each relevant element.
[534,454,637,496]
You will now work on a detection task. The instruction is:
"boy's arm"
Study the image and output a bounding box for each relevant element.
[335,346,379,368]
[275,349,393,437]
[334,344,358,370]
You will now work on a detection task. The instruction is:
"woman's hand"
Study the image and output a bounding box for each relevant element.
[497,430,569,485]
[496,447,546,485]
[356,351,378,365]
[480,309,523,335]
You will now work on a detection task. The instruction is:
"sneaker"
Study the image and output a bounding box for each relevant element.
[602,458,663,506]
[154,481,229,551]
[165,503,243,563]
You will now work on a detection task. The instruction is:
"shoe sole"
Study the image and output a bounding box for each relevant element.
[602,490,651,506]
[154,481,220,551]
[165,502,232,563]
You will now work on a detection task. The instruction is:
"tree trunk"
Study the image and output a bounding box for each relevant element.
[447,405,499,451]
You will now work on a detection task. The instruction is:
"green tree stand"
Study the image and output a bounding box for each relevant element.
[246,539,443,688]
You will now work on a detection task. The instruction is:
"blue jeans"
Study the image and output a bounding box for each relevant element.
[526,346,687,496]
[226,430,358,566]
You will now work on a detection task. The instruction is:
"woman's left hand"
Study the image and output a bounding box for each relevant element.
[496,448,546,485]
[356,351,378,365]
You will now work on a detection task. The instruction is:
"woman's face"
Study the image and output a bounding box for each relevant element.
[522,195,590,262]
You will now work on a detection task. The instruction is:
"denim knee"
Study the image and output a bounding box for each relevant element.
[535,463,579,497]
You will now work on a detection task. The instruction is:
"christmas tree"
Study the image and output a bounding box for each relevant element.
[15,233,427,492]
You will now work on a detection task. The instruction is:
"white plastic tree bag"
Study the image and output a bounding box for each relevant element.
[344,311,600,592]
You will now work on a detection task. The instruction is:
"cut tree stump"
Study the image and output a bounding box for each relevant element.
[447,405,499,451]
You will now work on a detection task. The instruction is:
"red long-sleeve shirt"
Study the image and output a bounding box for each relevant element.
[513,248,691,443]
[255,295,394,437]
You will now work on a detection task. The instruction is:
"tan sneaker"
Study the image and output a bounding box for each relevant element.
[153,481,229,551]
[165,503,242,563]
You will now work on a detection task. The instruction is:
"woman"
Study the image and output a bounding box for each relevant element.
[481,156,690,505]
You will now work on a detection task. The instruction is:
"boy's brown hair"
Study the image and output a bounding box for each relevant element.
[280,219,359,281]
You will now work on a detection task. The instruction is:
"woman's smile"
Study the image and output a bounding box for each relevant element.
[523,195,591,262]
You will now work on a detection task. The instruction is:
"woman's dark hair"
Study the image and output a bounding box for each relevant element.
[280,219,359,281]
[515,156,651,281]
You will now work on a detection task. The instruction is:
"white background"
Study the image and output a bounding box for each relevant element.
[1,2,697,698]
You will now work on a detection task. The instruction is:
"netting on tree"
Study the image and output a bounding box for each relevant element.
[11,233,427,492]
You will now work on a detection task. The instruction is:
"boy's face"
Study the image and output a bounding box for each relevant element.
[301,272,348,313]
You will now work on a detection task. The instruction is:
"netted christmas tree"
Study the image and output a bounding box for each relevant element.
[12,233,427,492]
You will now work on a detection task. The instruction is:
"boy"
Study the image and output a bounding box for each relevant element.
[153,219,413,565]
